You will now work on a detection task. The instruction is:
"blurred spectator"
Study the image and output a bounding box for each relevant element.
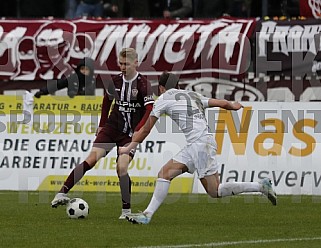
[19,0,65,18]
[65,0,79,18]
[161,0,193,19]
[194,0,229,18]
[150,0,163,17]
[108,0,150,18]
[268,0,285,16]
[227,0,248,17]
[287,0,300,17]
[250,0,284,17]
[34,57,96,98]
[103,0,118,17]
[75,0,104,17]
[249,0,261,17]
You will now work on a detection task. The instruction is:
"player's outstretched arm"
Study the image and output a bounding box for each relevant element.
[119,116,158,154]
[208,99,243,110]
[133,115,158,143]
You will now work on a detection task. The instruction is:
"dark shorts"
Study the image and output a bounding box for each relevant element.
[93,126,135,158]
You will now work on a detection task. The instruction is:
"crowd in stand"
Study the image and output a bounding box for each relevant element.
[0,0,300,19]
[66,0,299,19]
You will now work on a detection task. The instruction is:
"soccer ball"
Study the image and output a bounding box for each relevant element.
[66,198,89,219]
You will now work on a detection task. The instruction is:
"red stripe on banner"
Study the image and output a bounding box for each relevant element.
[0,18,256,81]
[300,0,321,18]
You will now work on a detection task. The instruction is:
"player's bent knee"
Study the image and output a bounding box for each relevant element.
[157,171,171,181]
[116,164,129,176]
[117,169,128,177]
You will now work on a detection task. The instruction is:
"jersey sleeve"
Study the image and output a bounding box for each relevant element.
[134,104,153,131]
[150,95,167,118]
[142,77,154,106]
[198,93,211,108]
[98,80,115,127]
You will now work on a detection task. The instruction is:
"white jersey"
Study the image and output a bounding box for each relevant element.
[151,89,211,144]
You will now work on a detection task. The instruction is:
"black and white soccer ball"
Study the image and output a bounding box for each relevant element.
[66,198,89,219]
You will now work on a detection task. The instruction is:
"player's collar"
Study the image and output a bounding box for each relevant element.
[123,72,139,83]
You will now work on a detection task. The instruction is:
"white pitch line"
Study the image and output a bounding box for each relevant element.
[135,237,321,248]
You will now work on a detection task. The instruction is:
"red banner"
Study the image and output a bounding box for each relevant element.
[0,18,256,81]
[300,0,321,18]
[254,19,321,77]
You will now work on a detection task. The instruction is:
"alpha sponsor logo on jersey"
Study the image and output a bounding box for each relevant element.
[144,95,154,102]
[115,100,142,113]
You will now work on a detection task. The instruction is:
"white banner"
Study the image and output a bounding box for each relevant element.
[0,96,320,195]
[212,102,321,195]
[0,96,193,193]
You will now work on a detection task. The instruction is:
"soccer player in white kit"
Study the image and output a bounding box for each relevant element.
[119,72,277,224]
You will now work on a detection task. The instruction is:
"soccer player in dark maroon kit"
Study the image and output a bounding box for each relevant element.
[51,48,154,219]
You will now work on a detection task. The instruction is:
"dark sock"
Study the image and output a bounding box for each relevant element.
[119,174,131,209]
[59,161,92,193]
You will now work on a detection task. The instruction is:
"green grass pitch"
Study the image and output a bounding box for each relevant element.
[1,191,321,248]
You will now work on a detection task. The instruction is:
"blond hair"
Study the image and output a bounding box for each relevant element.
[119,47,138,61]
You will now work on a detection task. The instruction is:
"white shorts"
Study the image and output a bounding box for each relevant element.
[173,135,219,179]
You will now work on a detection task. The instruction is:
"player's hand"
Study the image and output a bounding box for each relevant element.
[163,10,171,18]
[34,91,43,98]
[232,102,243,110]
[119,142,139,155]
[118,146,131,155]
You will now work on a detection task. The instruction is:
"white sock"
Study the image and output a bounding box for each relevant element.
[144,178,170,216]
[218,182,261,197]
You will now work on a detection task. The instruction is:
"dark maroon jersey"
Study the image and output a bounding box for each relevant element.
[100,73,154,136]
